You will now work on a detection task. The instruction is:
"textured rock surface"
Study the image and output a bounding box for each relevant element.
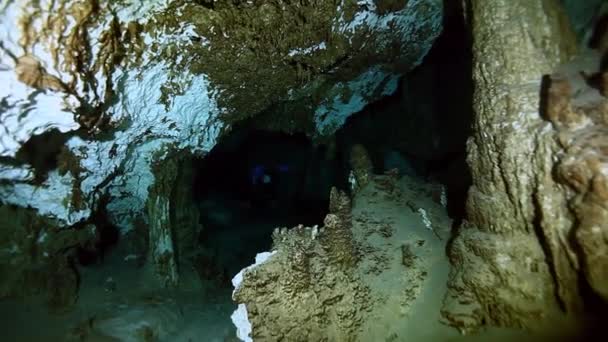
[234,214,369,340]
[146,155,180,287]
[442,0,607,333]
[0,0,443,234]
[349,144,374,191]
[0,205,97,310]
[233,175,452,341]
[144,151,205,287]
[546,58,608,303]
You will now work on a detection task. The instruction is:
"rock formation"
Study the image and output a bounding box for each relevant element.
[232,188,368,341]
[232,176,452,341]
[546,68,608,304]
[0,205,97,310]
[0,0,443,293]
[349,144,374,191]
[441,0,607,334]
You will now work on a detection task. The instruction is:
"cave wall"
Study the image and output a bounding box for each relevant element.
[0,0,443,235]
[0,0,445,292]
[442,0,608,333]
[0,205,97,309]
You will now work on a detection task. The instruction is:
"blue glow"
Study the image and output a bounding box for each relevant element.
[251,165,265,185]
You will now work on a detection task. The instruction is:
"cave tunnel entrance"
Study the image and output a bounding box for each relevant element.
[334,0,473,224]
[190,0,475,284]
[191,127,349,281]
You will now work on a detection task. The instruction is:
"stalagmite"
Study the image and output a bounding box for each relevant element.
[146,158,180,287]
[442,0,607,334]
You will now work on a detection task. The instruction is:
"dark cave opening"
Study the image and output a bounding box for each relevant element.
[75,196,120,267]
[74,0,474,285]
[190,0,474,282]
[192,128,348,279]
[335,0,473,225]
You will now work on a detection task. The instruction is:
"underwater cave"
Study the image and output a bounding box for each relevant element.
[191,128,346,279]
[1,0,607,341]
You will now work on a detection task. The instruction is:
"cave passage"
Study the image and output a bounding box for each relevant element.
[333,0,473,224]
[192,129,348,279]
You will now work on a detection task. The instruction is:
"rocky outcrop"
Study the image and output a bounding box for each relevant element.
[0,205,97,310]
[0,0,443,236]
[545,63,608,303]
[232,175,453,341]
[442,0,607,334]
[232,188,367,341]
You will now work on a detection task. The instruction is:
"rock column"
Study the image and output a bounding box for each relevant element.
[442,0,580,332]
[146,158,179,287]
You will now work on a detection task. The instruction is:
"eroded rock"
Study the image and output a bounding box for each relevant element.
[232,174,453,341]
[0,0,443,237]
[0,205,97,310]
[442,0,607,334]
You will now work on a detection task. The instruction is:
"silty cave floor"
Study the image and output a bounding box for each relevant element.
[0,173,571,341]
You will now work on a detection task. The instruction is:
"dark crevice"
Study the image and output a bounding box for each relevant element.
[75,196,120,267]
[191,126,348,278]
[432,0,474,226]
[334,0,473,227]
[14,129,73,184]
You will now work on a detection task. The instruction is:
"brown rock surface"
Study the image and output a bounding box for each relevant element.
[0,205,97,310]
[349,144,374,190]
[233,174,453,341]
[442,0,607,334]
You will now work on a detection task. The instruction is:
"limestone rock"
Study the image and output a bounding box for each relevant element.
[443,0,608,334]
[0,0,443,233]
[349,144,374,190]
[146,155,179,287]
[230,187,367,340]
[546,70,608,302]
[323,188,357,269]
[232,174,453,341]
[0,205,97,310]
[234,224,369,341]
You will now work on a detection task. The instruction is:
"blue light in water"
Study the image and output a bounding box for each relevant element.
[251,164,289,185]
[251,165,265,185]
